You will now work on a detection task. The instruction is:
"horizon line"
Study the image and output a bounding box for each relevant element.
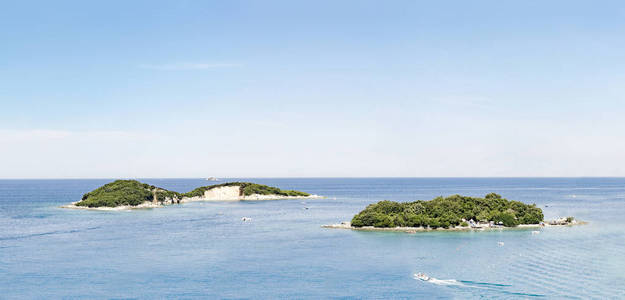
[2,176,625,180]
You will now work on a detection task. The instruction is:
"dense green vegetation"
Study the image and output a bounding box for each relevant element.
[182,182,310,198]
[238,182,310,197]
[350,193,543,229]
[76,180,162,207]
[75,180,309,207]
[155,190,182,202]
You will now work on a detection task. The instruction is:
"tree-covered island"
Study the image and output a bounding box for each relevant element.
[69,180,315,209]
[351,193,543,228]
[346,193,552,229]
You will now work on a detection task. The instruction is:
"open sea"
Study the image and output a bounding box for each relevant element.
[1,178,624,299]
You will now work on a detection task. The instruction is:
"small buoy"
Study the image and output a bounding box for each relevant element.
[498,242,505,246]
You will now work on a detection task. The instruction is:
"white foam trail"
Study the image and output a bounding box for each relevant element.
[414,274,463,286]
[414,274,545,297]
[428,278,463,286]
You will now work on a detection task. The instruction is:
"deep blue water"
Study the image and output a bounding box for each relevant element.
[1,178,625,299]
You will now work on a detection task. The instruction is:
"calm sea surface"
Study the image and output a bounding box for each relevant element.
[1,178,624,299]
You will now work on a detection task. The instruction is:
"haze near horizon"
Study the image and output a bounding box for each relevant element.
[1,0,625,178]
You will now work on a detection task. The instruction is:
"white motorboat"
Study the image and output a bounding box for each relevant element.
[414,273,431,281]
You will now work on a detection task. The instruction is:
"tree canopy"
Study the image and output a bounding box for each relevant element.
[183,182,309,198]
[75,180,310,207]
[76,180,160,207]
[350,193,543,229]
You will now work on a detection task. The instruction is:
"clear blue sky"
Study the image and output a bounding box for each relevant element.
[1,0,625,178]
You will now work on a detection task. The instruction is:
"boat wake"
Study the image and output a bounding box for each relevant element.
[459,280,511,287]
[414,274,463,286]
[414,274,544,297]
[428,278,463,286]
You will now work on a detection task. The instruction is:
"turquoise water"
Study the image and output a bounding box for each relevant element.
[1,178,624,299]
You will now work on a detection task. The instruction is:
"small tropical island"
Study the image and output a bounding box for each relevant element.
[324,193,581,232]
[62,180,320,210]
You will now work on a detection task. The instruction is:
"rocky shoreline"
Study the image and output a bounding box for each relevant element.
[323,219,586,233]
[61,194,324,211]
[60,202,162,211]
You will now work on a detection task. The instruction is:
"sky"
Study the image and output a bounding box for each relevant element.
[1,0,625,178]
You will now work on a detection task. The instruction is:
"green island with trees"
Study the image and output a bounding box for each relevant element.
[350,193,544,229]
[74,180,311,208]
[182,182,310,198]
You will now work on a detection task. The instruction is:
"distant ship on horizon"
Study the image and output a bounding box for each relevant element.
[206,177,219,181]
